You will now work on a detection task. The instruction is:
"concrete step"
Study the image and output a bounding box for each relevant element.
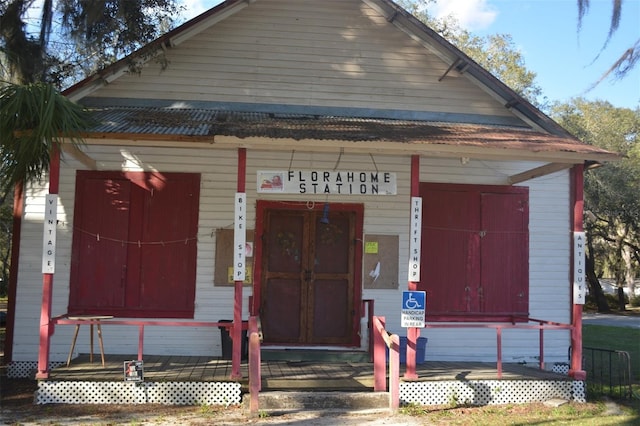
[260,376,374,391]
[243,391,390,411]
[261,349,370,363]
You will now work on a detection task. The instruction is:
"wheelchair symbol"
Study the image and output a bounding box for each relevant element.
[405,293,422,309]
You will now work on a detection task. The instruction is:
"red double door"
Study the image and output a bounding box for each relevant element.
[255,202,363,346]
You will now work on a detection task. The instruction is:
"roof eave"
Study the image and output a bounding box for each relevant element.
[78,132,621,164]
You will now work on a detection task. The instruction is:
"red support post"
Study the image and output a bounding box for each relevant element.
[138,325,144,360]
[373,316,387,392]
[539,325,545,370]
[405,154,420,380]
[389,334,400,412]
[231,148,247,379]
[248,316,261,415]
[496,327,503,378]
[36,148,60,379]
[4,181,24,363]
[569,164,587,380]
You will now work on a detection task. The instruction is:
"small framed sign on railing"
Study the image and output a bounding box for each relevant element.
[124,360,144,382]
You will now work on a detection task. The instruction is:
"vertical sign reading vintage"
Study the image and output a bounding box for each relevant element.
[408,197,422,282]
[42,194,57,273]
[234,193,246,281]
[573,232,586,304]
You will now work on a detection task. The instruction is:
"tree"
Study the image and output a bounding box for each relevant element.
[551,99,640,311]
[0,82,94,193]
[578,0,639,87]
[0,0,182,360]
[1,0,182,86]
[395,0,545,107]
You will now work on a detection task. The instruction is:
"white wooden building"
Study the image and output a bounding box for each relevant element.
[6,0,616,387]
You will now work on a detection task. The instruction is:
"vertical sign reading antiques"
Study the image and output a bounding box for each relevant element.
[234,193,246,281]
[573,232,586,304]
[42,194,57,273]
[408,197,422,282]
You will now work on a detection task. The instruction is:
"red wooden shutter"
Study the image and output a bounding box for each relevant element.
[421,185,479,318]
[419,183,529,322]
[69,174,131,313]
[69,172,200,318]
[480,192,529,318]
[136,173,200,316]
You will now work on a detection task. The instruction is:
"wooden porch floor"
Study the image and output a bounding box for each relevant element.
[48,354,570,390]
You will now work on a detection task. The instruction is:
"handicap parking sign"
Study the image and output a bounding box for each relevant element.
[401,291,426,328]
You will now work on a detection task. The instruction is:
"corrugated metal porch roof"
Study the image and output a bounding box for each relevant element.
[86,107,616,160]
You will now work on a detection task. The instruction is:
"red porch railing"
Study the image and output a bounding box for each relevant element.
[362,299,374,360]
[372,315,400,412]
[419,318,573,378]
[248,315,261,415]
[52,316,245,364]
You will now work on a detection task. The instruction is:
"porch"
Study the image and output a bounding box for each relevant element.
[47,353,570,385]
[26,354,583,406]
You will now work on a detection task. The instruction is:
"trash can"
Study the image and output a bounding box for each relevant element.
[400,337,428,364]
[218,320,248,360]
[387,337,428,364]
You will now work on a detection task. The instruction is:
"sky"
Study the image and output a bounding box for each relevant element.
[178,0,639,110]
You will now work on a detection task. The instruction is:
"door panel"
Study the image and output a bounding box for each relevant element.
[260,204,358,345]
[261,212,306,343]
[312,279,349,340]
[264,278,303,343]
[311,211,353,343]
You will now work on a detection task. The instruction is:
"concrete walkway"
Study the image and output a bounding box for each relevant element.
[582,312,640,329]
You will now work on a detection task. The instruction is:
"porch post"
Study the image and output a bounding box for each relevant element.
[4,181,24,363]
[569,164,587,380]
[36,148,60,379]
[231,148,247,379]
[405,155,420,380]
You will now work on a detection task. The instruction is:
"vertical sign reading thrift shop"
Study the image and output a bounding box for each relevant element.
[408,197,422,282]
[42,194,57,273]
[573,232,586,304]
[234,193,246,281]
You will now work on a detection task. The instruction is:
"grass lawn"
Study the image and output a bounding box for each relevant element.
[583,324,640,382]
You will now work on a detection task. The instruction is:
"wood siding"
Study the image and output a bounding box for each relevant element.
[13,146,570,364]
[90,0,515,120]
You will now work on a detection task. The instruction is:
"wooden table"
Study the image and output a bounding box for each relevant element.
[66,315,114,367]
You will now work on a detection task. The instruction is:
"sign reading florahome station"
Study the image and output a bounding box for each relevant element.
[257,170,397,195]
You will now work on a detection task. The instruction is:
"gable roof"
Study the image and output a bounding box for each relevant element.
[63,0,618,170]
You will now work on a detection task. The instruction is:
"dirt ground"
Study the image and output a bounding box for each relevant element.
[1,305,638,425]
[0,377,428,425]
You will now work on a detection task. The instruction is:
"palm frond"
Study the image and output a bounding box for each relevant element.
[0,82,95,192]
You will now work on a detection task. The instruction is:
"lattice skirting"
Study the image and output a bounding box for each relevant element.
[401,380,586,405]
[6,361,66,378]
[36,381,242,405]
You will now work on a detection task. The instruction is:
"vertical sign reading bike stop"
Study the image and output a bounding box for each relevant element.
[401,291,426,328]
